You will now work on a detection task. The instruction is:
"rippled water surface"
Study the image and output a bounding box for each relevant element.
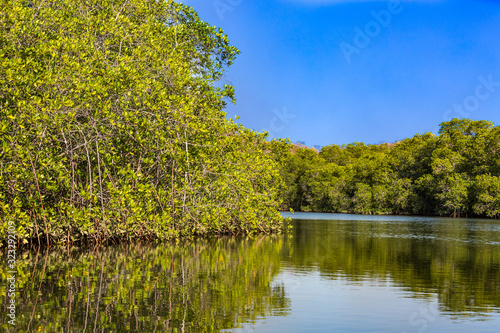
[2,213,500,332]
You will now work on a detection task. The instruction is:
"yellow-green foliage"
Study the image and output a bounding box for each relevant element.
[0,0,289,244]
[281,118,500,218]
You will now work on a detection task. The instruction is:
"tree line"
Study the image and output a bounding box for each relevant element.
[280,118,500,218]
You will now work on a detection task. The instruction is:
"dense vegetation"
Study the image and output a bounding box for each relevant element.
[0,0,288,245]
[281,118,500,218]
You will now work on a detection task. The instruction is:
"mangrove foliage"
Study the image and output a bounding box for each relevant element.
[0,0,288,245]
[281,118,500,218]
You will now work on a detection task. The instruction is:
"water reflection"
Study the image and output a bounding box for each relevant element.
[1,214,500,332]
[284,214,500,317]
[0,236,289,332]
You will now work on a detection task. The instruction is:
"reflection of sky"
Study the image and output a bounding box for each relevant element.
[231,270,500,332]
[282,211,498,224]
[283,212,500,245]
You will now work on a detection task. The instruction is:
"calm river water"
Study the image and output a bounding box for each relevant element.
[2,213,500,332]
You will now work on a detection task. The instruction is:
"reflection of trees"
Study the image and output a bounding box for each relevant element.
[284,219,500,315]
[0,236,289,332]
[2,219,498,331]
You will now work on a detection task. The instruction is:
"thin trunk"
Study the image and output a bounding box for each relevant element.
[28,151,49,245]
[171,159,176,229]
[95,139,106,235]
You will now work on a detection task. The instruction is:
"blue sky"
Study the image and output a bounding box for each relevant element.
[183,0,500,147]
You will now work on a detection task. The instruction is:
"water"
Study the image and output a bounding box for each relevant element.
[1,213,500,332]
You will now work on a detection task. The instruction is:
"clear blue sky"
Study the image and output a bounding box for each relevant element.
[183,0,500,147]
